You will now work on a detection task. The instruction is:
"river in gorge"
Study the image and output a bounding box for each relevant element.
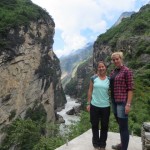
[57,95,81,134]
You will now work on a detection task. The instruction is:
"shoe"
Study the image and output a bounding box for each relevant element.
[93,143,100,150]
[112,143,121,150]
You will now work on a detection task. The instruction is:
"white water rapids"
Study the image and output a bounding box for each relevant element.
[57,95,81,134]
[57,95,80,125]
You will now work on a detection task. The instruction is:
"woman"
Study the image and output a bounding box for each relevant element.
[87,61,110,150]
[110,52,133,150]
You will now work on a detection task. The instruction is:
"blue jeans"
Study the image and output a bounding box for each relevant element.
[90,104,110,148]
[112,102,128,118]
[112,102,129,150]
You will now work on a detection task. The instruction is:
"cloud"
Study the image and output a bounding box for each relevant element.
[31,0,149,57]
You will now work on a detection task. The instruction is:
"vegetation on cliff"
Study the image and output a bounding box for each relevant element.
[97,4,150,47]
[0,0,55,60]
[0,0,53,32]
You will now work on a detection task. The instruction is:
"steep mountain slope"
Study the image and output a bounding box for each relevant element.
[65,4,150,136]
[60,43,93,87]
[0,0,66,143]
[93,4,150,69]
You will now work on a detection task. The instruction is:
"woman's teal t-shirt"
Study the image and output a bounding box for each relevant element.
[91,75,110,108]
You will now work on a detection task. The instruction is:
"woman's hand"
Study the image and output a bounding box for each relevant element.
[86,105,90,112]
[125,105,131,114]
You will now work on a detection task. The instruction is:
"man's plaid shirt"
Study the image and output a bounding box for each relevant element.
[110,65,133,103]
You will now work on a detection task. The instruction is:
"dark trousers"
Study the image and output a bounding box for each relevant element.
[114,114,129,150]
[90,104,110,148]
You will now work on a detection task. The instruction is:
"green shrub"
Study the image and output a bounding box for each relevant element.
[0,119,41,150]
[25,104,47,123]
[0,0,51,32]
[33,136,65,150]
[9,110,16,121]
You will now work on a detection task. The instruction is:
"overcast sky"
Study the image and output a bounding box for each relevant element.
[31,0,149,57]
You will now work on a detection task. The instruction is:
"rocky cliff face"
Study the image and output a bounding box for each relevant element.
[0,16,66,134]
